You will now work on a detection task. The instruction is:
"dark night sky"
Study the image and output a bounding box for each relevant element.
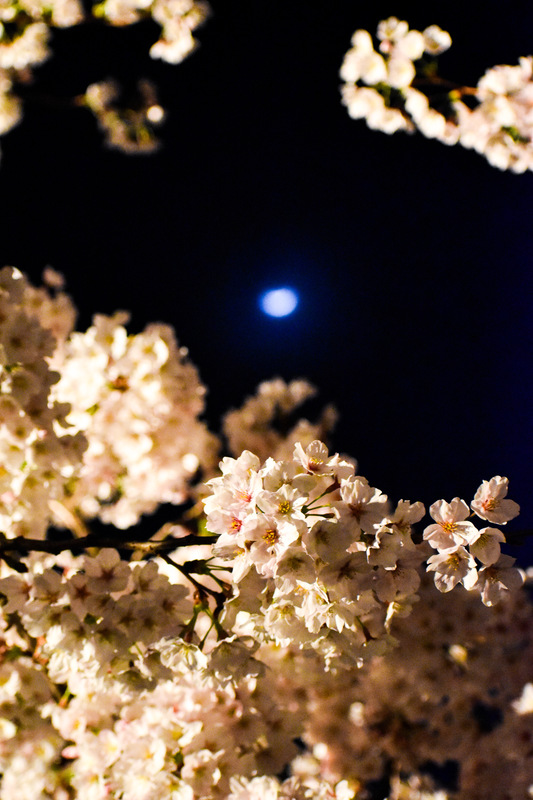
[0,2,531,550]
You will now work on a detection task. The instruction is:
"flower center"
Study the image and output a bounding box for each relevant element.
[446,553,461,570]
[263,528,279,545]
[482,498,498,511]
[441,522,458,533]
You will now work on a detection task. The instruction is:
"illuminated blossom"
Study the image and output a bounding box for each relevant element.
[341,19,533,172]
[0,267,526,800]
[423,498,477,552]
[471,475,520,524]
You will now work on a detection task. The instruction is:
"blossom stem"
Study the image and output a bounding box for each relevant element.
[412,75,478,95]
[304,482,338,510]
[160,553,224,603]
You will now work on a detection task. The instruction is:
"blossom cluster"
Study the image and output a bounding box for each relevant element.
[0,267,85,540]
[0,267,528,799]
[0,0,209,153]
[81,79,166,155]
[93,0,209,64]
[204,441,523,668]
[0,548,301,799]
[222,378,337,463]
[0,267,217,534]
[226,774,354,800]
[1,10,532,168]
[50,307,218,528]
[0,0,83,140]
[262,573,533,798]
[340,17,533,172]
[423,477,521,602]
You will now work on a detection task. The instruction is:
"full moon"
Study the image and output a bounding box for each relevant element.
[259,287,299,318]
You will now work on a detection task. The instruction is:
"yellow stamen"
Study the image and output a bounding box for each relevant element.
[263,528,279,545]
[441,522,458,533]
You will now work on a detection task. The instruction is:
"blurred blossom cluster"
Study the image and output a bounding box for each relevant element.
[261,573,533,799]
[0,8,531,170]
[0,267,529,799]
[223,378,337,464]
[81,79,166,154]
[0,267,85,540]
[0,0,209,153]
[93,0,209,63]
[340,17,533,172]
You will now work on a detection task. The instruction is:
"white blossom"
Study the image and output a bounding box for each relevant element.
[0,268,527,799]
[340,19,533,172]
[471,475,520,524]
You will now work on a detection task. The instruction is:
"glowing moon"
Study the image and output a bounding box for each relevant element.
[259,287,299,318]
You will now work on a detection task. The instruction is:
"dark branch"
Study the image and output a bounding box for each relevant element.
[0,531,218,557]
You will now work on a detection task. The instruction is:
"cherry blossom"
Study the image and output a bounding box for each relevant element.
[426,546,478,592]
[471,475,520,524]
[475,553,524,606]
[423,498,477,552]
[340,18,533,172]
[0,268,527,799]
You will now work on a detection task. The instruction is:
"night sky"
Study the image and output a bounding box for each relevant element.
[1,2,531,553]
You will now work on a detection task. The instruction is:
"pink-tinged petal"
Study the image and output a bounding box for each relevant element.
[469,527,505,565]
[471,476,520,524]
[428,500,448,523]
[446,497,471,521]
[429,497,469,524]
[427,547,476,593]
[423,519,476,552]
[462,566,479,591]
[423,524,460,551]
[477,554,524,606]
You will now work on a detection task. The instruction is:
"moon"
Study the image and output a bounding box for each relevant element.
[259,287,299,318]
